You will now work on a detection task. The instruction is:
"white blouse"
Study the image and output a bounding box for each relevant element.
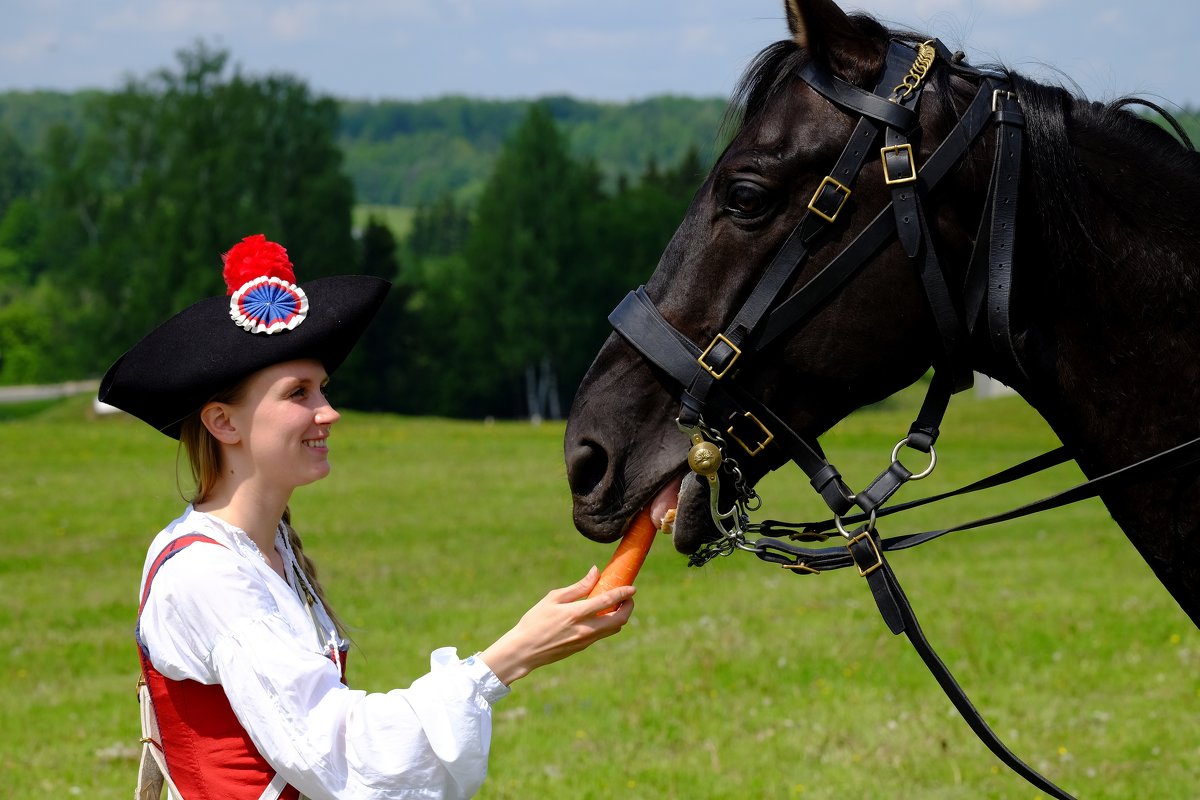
[138,506,510,800]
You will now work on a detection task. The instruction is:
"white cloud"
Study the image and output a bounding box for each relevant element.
[268,3,323,42]
[982,0,1050,12]
[540,27,649,54]
[1091,7,1123,29]
[94,1,244,35]
[92,0,440,41]
[855,0,969,19]
[678,25,719,54]
[0,29,60,63]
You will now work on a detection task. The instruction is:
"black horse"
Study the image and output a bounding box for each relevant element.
[565,0,1200,638]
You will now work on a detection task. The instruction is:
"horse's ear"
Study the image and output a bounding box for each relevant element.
[784,0,885,83]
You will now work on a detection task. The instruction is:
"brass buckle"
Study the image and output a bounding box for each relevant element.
[847,530,884,577]
[880,143,917,185]
[807,176,852,223]
[698,333,740,380]
[781,562,820,575]
[726,411,774,456]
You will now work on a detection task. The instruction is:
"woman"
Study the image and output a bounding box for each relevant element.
[100,235,636,800]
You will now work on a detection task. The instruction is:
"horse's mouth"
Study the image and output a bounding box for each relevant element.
[642,471,721,555]
[647,474,683,531]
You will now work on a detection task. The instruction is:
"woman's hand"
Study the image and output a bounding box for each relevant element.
[479,566,635,686]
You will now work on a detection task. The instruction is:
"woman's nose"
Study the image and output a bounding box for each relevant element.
[315,401,341,426]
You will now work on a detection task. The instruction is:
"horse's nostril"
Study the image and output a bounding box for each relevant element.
[567,440,609,498]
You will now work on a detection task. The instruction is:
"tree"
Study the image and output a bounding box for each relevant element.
[0,198,41,289]
[32,42,356,379]
[0,280,63,384]
[398,114,709,419]
[593,145,705,290]
[454,103,606,419]
[0,127,39,218]
[334,217,409,411]
[408,193,471,260]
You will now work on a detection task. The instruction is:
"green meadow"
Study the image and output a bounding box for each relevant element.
[1,388,1197,799]
[351,204,415,239]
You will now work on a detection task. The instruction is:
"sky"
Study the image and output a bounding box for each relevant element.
[2,1,1197,109]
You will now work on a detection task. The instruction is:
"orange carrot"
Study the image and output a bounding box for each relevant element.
[587,506,657,613]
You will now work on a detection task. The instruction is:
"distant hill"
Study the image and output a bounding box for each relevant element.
[337,94,728,206]
[0,89,729,208]
[0,90,99,150]
[5,89,1194,209]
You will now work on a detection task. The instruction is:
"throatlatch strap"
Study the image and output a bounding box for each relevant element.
[985,91,1026,377]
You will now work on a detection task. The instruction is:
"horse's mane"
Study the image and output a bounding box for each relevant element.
[1001,74,1200,266]
[724,18,1200,277]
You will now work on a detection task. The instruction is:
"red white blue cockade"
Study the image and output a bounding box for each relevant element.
[229,275,309,334]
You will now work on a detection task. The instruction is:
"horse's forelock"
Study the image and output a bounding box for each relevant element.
[721,41,805,140]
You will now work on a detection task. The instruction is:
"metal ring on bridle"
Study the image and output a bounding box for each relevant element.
[891,437,937,480]
[835,507,877,538]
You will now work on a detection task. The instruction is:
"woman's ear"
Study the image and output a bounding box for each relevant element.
[200,402,241,445]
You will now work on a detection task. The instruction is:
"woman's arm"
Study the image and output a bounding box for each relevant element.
[480,566,635,685]
[145,547,634,799]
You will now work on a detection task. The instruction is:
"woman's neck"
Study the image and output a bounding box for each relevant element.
[195,483,291,576]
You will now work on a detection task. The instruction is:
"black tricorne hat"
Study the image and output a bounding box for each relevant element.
[98,234,390,439]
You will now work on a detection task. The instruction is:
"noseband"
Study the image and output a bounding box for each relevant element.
[603,39,1093,799]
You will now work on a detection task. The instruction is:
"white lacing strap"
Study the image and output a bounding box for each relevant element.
[256,772,288,800]
[135,679,183,800]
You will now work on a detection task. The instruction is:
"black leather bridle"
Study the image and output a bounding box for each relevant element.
[604,38,1087,797]
[609,38,1028,512]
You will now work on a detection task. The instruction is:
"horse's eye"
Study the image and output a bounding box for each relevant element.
[725,181,771,218]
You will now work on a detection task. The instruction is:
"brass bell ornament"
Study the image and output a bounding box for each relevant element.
[687,440,723,477]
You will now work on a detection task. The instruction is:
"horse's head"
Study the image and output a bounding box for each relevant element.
[566,0,1007,551]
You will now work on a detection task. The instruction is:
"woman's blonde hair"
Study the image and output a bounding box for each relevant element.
[178,380,346,637]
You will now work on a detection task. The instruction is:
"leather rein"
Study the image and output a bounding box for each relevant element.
[605,38,1200,799]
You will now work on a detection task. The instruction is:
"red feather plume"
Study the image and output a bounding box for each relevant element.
[222,234,297,295]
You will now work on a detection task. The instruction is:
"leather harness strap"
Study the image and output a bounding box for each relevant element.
[677,51,918,428]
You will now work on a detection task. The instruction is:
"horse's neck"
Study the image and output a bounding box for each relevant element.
[1026,118,1199,466]
[1004,107,1200,625]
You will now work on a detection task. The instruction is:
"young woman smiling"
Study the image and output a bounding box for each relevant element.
[100,235,635,800]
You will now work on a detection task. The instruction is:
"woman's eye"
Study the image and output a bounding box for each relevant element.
[726,182,770,217]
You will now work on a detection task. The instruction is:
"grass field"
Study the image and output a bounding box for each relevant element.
[1,388,1197,798]
[352,204,415,240]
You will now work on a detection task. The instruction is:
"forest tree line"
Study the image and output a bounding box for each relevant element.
[0,75,728,209]
[0,44,720,419]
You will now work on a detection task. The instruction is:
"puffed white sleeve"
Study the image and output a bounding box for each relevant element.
[142,546,510,800]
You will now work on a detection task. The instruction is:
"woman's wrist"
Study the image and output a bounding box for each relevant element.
[479,638,530,686]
